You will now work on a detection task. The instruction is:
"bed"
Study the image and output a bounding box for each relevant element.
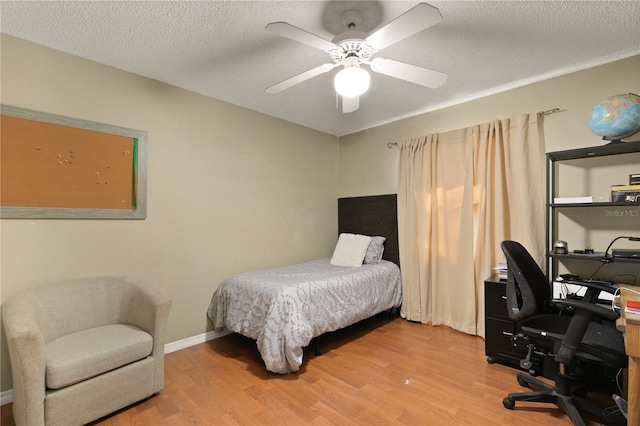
[206,194,401,374]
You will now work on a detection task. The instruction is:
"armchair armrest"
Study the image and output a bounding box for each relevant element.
[117,277,172,392]
[118,277,172,337]
[2,300,46,425]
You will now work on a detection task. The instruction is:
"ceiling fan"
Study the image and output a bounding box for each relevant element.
[265,2,448,113]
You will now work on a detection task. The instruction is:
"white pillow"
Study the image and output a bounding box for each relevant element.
[330,233,372,267]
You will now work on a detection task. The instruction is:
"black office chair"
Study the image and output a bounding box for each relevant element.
[500,240,627,426]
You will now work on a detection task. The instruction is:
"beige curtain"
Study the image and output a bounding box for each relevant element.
[398,113,545,337]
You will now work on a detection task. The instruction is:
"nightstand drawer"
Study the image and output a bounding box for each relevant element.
[484,280,510,320]
[485,317,519,354]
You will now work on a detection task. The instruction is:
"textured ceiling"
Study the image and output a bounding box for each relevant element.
[1,1,639,136]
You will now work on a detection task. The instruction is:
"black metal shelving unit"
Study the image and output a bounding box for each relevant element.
[545,140,640,282]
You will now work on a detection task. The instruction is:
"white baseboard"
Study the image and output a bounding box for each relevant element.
[164,329,231,354]
[0,390,13,406]
[0,329,231,406]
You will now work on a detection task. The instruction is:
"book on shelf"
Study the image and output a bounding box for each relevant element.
[626,300,640,316]
[611,184,640,203]
[553,196,593,204]
[611,184,640,191]
[492,259,508,280]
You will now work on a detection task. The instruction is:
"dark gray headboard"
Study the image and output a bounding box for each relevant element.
[337,194,399,267]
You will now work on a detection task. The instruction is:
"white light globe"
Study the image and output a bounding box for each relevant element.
[334,66,370,97]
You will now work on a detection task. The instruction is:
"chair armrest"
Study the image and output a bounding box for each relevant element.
[118,278,171,341]
[552,298,619,321]
[2,302,46,425]
[582,280,619,295]
[118,277,171,392]
[553,298,621,364]
[563,279,619,299]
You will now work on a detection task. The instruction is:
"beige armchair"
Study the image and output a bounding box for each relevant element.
[2,276,172,426]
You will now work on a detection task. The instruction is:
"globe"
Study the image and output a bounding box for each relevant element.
[588,93,640,141]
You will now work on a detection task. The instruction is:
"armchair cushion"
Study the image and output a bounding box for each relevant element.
[45,324,153,389]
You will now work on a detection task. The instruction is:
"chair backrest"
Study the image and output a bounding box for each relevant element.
[501,240,550,321]
[5,276,129,342]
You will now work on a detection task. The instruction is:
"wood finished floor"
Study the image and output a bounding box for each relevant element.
[2,313,620,425]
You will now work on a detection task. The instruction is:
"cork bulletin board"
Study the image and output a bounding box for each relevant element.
[1,105,147,219]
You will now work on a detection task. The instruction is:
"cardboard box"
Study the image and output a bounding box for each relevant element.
[611,184,640,203]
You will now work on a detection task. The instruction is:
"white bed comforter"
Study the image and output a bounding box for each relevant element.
[207,258,402,374]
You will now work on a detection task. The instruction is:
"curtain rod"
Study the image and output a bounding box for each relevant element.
[387,108,566,149]
[538,108,566,116]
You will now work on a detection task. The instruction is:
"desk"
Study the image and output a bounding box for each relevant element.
[616,285,640,425]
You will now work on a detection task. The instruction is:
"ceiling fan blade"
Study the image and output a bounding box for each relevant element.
[370,57,447,89]
[342,95,359,113]
[266,63,337,94]
[266,22,338,51]
[365,3,442,51]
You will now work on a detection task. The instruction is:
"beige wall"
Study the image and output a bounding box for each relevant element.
[0,35,339,392]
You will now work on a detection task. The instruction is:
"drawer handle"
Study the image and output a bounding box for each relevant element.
[502,331,514,336]
[501,295,507,300]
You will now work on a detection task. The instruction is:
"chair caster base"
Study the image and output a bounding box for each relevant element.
[503,397,515,410]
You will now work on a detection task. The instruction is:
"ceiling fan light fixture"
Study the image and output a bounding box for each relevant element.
[266,2,448,110]
[334,64,370,98]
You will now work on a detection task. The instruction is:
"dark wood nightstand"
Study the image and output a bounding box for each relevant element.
[484,275,543,375]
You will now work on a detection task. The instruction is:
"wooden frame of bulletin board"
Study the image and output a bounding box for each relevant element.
[1,105,147,219]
